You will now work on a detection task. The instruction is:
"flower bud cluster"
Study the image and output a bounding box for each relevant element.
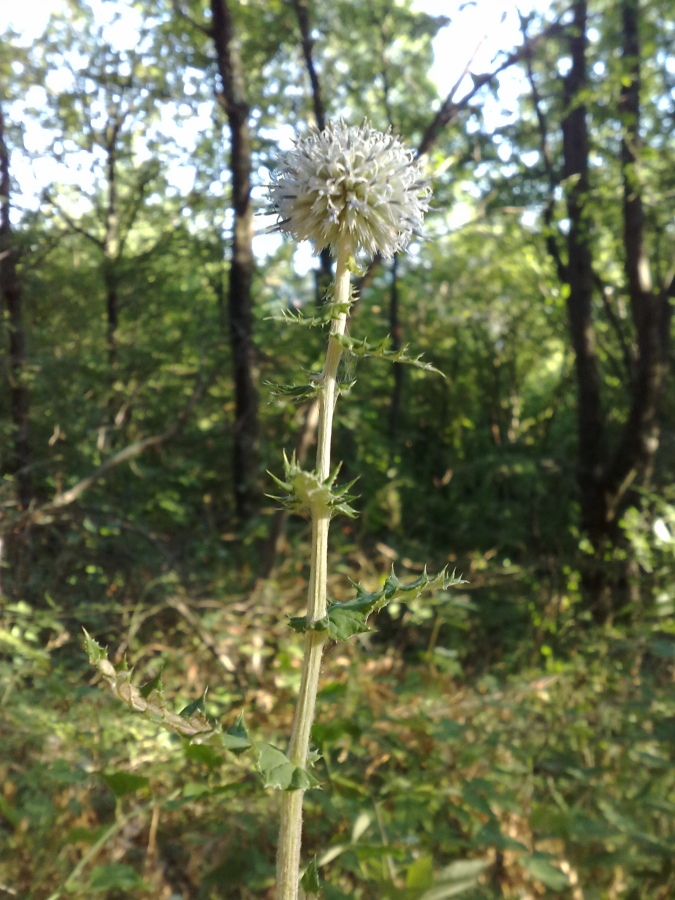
[269,120,431,258]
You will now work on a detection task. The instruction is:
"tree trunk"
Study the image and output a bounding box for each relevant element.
[104,263,119,369]
[560,0,610,616]
[0,101,33,511]
[561,0,670,620]
[605,0,667,502]
[211,0,259,522]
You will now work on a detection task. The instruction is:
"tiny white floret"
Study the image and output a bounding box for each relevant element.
[268,120,431,258]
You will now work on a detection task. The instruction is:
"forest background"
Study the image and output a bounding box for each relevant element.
[0,0,674,898]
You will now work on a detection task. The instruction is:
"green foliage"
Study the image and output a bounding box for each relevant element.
[1,0,674,896]
[621,488,675,614]
[1,573,674,898]
[99,771,150,798]
[86,864,149,891]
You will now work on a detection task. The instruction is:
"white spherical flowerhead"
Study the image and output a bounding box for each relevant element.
[268,120,431,258]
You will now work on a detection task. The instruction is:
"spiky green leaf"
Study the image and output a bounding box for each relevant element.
[287,614,330,634]
[266,299,351,328]
[267,452,358,518]
[265,381,320,402]
[82,627,107,664]
[84,631,311,790]
[139,669,163,700]
[223,714,251,755]
[179,692,207,720]
[326,606,374,642]
[332,333,445,376]
[253,743,320,791]
[325,567,466,642]
[301,857,322,893]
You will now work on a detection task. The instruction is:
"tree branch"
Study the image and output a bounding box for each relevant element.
[518,11,568,287]
[290,0,326,130]
[417,18,564,158]
[44,192,105,249]
[47,392,203,512]
[354,15,566,303]
[171,0,213,38]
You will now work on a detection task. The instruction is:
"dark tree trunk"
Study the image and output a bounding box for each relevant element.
[0,102,33,510]
[104,264,119,368]
[105,120,119,366]
[606,0,668,501]
[561,0,610,614]
[560,0,670,620]
[102,111,124,443]
[211,0,259,522]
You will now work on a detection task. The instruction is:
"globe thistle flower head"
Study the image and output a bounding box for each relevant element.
[268,120,431,258]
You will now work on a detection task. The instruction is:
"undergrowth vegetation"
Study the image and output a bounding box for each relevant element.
[1,0,675,896]
[2,546,674,898]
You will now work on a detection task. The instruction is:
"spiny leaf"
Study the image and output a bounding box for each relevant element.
[301,857,321,893]
[114,655,130,673]
[332,333,445,376]
[267,452,358,519]
[227,712,249,741]
[287,614,330,634]
[325,607,373,642]
[253,743,320,791]
[224,714,250,755]
[82,627,107,663]
[180,691,207,720]
[266,308,324,327]
[324,567,466,642]
[84,631,315,790]
[265,381,320,402]
[85,631,217,738]
[266,299,351,328]
[139,669,163,700]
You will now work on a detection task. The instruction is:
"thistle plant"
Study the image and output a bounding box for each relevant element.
[84,120,463,898]
[269,120,434,899]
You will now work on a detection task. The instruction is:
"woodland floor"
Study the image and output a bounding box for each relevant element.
[1,545,674,900]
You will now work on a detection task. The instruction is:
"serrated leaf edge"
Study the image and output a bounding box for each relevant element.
[83,629,317,790]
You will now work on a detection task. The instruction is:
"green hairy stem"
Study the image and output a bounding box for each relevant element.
[275,242,351,899]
